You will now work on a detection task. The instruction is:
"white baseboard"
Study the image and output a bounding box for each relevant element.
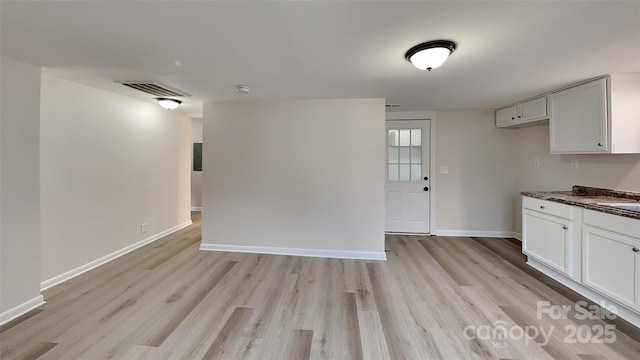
[527,259,640,328]
[435,230,519,238]
[513,232,522,241]
[0,295,45,325]
[199,243,387,261]
[385,232,431,236]
[191,207,202,211]
[41,220,193,291]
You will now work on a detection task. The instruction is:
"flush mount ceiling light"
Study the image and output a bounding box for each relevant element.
[156,98,182,110]
[236,85,250,94]
[405,40,456,71]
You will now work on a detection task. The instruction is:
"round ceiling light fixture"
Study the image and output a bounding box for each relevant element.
[156,98,182,110]
[405,40,456,71]
[236,85,250,94]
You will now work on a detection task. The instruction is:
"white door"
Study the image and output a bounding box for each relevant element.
[385,120,430,233]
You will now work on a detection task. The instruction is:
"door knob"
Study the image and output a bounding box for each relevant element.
[424,176,429,181]
[423,187,429,191]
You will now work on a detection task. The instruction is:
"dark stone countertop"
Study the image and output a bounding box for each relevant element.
[521,185,640,221]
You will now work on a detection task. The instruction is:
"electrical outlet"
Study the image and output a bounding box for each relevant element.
[571,159,579,170]
[141,223,148,233]
[533,158,541,168]
[439,166,449,175]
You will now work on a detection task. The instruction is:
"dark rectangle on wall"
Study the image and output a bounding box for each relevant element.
[193,143,202,171]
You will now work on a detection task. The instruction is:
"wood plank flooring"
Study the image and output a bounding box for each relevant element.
[1,212,639,359]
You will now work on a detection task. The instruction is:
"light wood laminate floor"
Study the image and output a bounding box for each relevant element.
[1,212,639,359]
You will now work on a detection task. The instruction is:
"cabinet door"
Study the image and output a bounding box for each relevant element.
[550,78,608,153]
[582,225,639,310]
[519,96,547,122]
[523,210,571,275]
[496,105,517,127]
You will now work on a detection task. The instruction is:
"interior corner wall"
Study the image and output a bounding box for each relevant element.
[191,118,203,210]
[434,110,519,235]
[201,99,386,258]
[512,122,640,234]
[0,56,42,314]
[40,74,191,283]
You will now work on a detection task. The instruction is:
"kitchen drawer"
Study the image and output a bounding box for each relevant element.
[583,209,640,239]
[523,197,573,220]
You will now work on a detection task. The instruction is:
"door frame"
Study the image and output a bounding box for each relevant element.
[385,111,437,235]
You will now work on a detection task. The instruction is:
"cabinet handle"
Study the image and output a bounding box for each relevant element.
[633,247,639,253]
[562,225,568,230]
[511,117,515,120]
[597,143,603,147]
[517,115,522,118]
[540,205,545,209]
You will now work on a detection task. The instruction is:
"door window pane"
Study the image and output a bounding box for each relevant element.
[399,165,410,181]
[411,129,421,146]
[411,164,421,181]
[399,147,410,164]
[399,129,410,146]
[410,147,421,164]
[388,147,398,163]
[388,165,398,181]
[388,130,399,146]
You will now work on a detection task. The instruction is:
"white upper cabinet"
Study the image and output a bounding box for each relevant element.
[496,96,548,128]
[550,74,640,154]
[496,105,518,127]
[520,96,548,123]
[550,78,607,153]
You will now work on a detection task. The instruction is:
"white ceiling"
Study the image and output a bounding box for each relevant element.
[1,1,639,117]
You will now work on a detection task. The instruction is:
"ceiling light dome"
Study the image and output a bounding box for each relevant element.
[236,85,250,94]
[156,97,182,110]
[405,40,456,71]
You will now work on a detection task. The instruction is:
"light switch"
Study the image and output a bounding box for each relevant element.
[571,159,579,169]
[440,166,449,175]
[533,158,540,168]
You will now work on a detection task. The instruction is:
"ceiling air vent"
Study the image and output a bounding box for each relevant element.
[115,81,190,97]
[385,104,401,109]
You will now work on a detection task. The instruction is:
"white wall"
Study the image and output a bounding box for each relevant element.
[0,57,43,316]
[434,110,519,236]
[191,118,203,210]
[202,99,386,259]
[513,122,640,234]
[40,74,191,282]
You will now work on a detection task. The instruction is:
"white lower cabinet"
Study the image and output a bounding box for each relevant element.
[523,197,640,324]
[522,197,580,280]
[523,211,571,273]
[582,210,640,311]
